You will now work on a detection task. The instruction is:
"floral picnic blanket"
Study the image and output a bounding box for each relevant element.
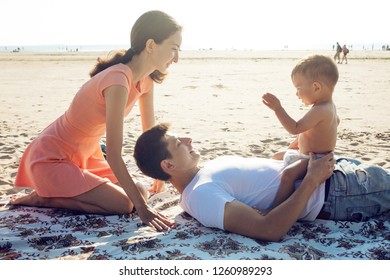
[1,184,389,260]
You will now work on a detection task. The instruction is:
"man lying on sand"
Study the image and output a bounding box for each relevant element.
[133,123,390,242]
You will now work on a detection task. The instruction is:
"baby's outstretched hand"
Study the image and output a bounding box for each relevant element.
[262,92,281,111]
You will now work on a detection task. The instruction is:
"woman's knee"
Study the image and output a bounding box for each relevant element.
[113,194,135,214]
[81,183,135,214]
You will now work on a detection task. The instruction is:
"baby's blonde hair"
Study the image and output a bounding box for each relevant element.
[291,55,339,89]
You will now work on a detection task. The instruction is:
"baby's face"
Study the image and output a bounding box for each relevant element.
[292,74,317,106]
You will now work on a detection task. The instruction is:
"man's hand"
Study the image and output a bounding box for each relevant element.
[306,152,335,186]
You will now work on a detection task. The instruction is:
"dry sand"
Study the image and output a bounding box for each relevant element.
[1,49,389,207]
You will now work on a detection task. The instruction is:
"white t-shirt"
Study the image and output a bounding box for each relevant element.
[179,156,325,230]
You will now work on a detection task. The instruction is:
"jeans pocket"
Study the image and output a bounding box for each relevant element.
[334,160,369,195]
[332,170,347,193]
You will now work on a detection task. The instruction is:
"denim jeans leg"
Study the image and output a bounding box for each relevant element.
[323,159,390,222]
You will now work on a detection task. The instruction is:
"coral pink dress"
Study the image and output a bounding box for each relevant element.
[14,64,152,197]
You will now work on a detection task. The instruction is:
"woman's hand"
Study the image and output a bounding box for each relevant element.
[136,204,175,231]
[149,179,166,193]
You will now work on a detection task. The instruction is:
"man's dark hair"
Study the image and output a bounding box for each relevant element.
[134,123,172,180]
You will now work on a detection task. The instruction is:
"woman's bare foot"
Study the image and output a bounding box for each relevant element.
[148,179,166,194]
[10,191,44,207]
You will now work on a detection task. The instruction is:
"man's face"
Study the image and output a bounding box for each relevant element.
[164,133,200,172]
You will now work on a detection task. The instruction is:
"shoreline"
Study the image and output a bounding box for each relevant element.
[1,49,390,61]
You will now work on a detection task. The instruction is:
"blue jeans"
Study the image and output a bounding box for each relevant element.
[322,157,390,221]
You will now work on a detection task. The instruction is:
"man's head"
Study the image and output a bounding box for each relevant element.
[134,123,200,181]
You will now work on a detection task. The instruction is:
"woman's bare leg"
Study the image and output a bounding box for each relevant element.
[11,182,149,215]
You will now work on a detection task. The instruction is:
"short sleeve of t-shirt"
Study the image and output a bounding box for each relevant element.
[99,70,131,96]
[180,182,235,230]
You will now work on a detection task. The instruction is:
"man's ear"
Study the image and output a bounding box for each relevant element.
[161,160,175,173]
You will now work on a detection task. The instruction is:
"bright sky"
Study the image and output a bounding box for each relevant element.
[1,0,389,50]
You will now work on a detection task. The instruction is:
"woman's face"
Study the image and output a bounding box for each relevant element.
[151,30,182,73]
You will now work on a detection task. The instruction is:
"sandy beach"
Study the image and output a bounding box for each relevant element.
[1,49,390,262]
[1,49,390,205]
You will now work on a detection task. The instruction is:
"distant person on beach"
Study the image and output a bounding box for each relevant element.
[262,55,340,209]
[12,10,182,231]
[334,42,342,63]
[133,123,390,241]
[341,44,349,64]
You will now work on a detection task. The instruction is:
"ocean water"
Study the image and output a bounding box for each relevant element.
[0,44,129,53]
[1,42,389,53]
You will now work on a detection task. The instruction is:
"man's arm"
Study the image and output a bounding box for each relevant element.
[271,159,308,209]
[223,153,334,242]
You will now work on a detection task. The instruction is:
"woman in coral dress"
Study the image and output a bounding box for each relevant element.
[12,10,182,231]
